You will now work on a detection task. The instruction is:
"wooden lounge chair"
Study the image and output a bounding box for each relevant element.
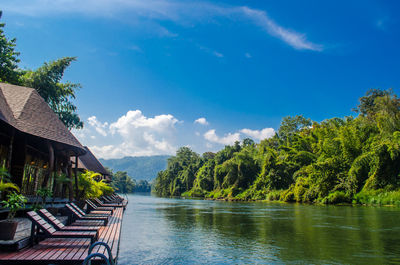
[102,196,114,203]
[110,194,127,205]
[70,202,111,216]
[27,211,97,244]
[66,204,109,225]
[72,219,105,226]
[86,199,114,213]
[105,194,123,203]
[112,194,125,202]
[38,209,100,233]
[93,197,124,207]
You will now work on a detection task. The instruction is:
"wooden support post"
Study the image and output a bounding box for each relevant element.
[6,128,14,171]
[41,141,54,188]
[30,222,35,246]
[74,155,79,200]
[67,160,74,201]
[10,132,26,188]
[52,155,58,200]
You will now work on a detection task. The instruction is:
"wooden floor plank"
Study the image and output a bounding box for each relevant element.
[54,239,89,261]
[33,238,79,261]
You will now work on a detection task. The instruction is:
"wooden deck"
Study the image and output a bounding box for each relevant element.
[0,206,125,265]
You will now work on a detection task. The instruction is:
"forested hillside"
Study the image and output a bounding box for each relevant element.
[154,89,400,205]
[100,155,169,182]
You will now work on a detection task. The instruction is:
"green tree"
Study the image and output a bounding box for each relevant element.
[0,11,21,84]
[111,171,135,193]
[354,88,393,117]
[75,171,114,199]
[134,180,151,192]
[278,115,312,142]
[19,57,83,129]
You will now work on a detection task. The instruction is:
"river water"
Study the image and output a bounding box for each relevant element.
[118,194,400,264]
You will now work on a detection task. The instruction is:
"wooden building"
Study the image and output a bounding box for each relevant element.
[0,83,86,200]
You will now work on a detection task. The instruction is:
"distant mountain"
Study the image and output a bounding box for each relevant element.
[100,155,170,182]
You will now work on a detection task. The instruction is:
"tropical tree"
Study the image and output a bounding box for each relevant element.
[19,57,83,129]
[76,171,114,199]
[0,11,20,84]
[111,171,135,193]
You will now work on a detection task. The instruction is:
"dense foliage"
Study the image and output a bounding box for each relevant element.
[0,12,20,84]
[155,89,400,205]
[111,171,136,193]
[0,13,83,129]
[19,57,83,129]
[109,168,152,193]
[100,155,169,182]
[76,171,114,200]
[134,180,152,192]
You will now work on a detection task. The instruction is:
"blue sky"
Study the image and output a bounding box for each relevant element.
[2,0,400,158]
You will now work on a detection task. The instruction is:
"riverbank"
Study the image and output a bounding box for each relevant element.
[180,188,400,207]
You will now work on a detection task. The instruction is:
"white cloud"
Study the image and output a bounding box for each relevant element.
[89,145,125,160]
[105,110,179,157]
[203,127,275,147]
[72,129,87,140]
[204,129,240,145]
[194,117,209,125]
[213,51,224,58]
[77,110,180,159]
[240,7,323,51]
[88,116,108,136]
[197,45,224,58]
[2,0,323,51]
[74,110,277,157]
[129,45,143,52]
[240,128,275,141]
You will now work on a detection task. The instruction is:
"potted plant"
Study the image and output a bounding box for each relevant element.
[34,188,53,209]
[0,192,27,240]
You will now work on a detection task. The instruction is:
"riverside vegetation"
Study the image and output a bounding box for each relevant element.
[109,169,152,193]
[154,89,400,206]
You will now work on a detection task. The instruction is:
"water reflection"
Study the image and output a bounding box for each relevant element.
[118,194,400,264]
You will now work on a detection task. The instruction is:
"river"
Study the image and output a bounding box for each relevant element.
[118,194,400,264]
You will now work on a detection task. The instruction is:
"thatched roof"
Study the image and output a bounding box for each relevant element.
[77,146,110,176]
[0,83,85,154]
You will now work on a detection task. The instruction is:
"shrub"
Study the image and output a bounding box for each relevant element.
[322,191,350,204]
[76,171,114,199]
[281,189,295,202]
[354,189,400,206]
[266,190,284,201]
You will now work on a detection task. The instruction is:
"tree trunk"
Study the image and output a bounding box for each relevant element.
[41,141,54,188]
